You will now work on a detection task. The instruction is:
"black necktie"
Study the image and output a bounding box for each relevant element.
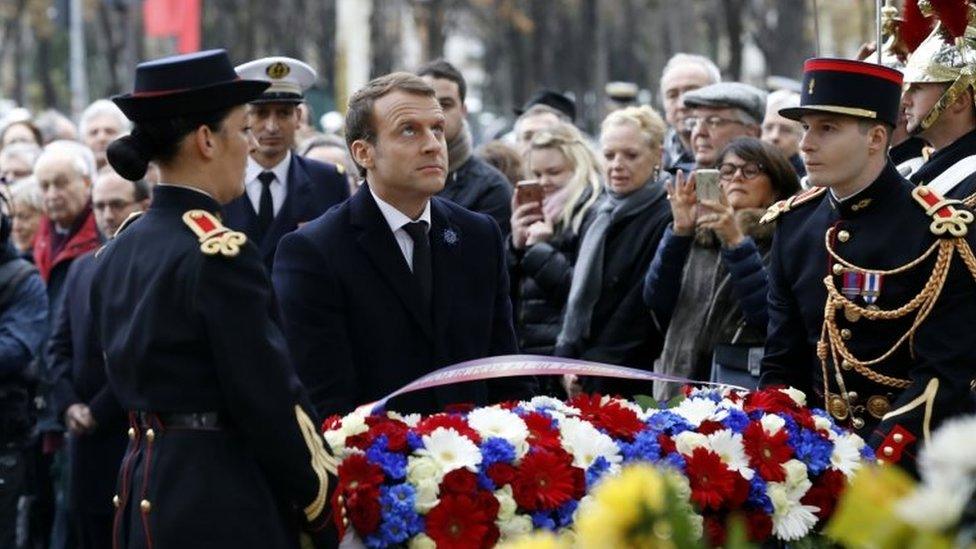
[257,171,275,235]
[403,221,432,310]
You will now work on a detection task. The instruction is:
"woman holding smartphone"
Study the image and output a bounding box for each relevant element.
[643,137,800,401]
[554,106,673,399]
[509,123,601,361]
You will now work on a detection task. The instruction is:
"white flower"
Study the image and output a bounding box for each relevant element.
[674,432,710,456]
[768,481,820,541]
[830,433,865,478]
[779,387,807,407]
[323,412,369,457]
[498,515,533,539]
[408,533,437,549]
[417,427,482,473]
[560,417,622,471]
[707,429,755,480]
[781,459,812,500]
[895,485,970,531]
[406,455,443,485]
[525,396,581,416]
[918,415,976,491]
[413,478,440,513]
[495,486,517,521]
[812,415,834,435]
[467,406,530,457]
[761,414,786,435]
[673,397,718,426]
[387,411,421,428]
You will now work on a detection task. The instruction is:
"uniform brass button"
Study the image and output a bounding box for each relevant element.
[893,433,904,443]
[841,359,852,371]
[128,427,136,440]
[838,230,850,242]
[146,429,155,442]
[847,391,858,402]
[841,328,852,340]
[883,446,894,457]
[337,494,344,505]
[852,417,865,429]
[140,499,151,513]
[342,517,349,527]
[832,263,844,275]
[112,495,120,508]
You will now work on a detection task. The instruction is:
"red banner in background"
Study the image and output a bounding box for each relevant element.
[143,0,200,54]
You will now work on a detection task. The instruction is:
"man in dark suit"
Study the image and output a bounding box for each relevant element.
[47,167,149,548]
[274,72,532,419]
[223,56,349,270]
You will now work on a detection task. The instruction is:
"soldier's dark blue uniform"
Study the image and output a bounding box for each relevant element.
[760,58,976,471]
[92,50,334,548]
[909,128,976,201]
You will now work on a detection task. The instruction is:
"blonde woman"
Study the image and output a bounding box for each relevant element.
[8,177,44,257]
[554,105,673,399]
[509,122,602,359]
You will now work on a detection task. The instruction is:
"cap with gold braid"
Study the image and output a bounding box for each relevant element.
[234,56,317,104]
[902,0,976,131]
[779,58,904,126]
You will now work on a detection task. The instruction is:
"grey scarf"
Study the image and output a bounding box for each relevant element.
[557,180,665,350]
[447,121,473,174]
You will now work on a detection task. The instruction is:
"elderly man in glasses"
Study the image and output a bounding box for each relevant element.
[682,82,767,169]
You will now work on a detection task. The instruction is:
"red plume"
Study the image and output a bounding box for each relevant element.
[929,0,971,39]
[901,0,936,52]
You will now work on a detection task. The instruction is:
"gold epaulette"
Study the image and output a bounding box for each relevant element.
[759,186,827,224]
[911,186,974,238]
[182,210,247,257]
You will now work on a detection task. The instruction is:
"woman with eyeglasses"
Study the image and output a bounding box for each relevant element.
[554,106,673,399]
[643,137,800,401]
[509,123,602,366]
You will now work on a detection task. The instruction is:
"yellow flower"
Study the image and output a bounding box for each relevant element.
[576,464,674,549]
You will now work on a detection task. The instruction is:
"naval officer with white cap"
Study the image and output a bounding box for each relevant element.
[223,56,350,270]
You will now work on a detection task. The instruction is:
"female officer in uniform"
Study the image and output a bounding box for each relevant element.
[91,49,333,548]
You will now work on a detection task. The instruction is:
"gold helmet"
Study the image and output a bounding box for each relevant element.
[902,0,976,131]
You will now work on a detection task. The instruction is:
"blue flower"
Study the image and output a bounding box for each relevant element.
[586,456,612,489]
[381,483,416,513]
[367,436,407,479]
[662,452,687,472]
[407,431,424,451]
[860,444,876,460]
[793,428,833,475]
[721,408,751,433]
[646,411,692,433]
[481,437,516,466]
[372,484,424,545]
[620,430,662,463]
[477,470,496,491]
[555,500,578,528]
[748,476,774,514]
[531,511,557,530]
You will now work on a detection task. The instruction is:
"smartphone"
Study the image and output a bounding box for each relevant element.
[515,180,544,207]
[694,169,722,203]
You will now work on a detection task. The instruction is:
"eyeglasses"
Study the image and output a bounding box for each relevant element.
[685,116,747,132]
[93,199,134,212]
[718,162,765,181]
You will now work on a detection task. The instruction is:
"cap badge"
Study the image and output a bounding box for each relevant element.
[266,62,290,80]
[808,78,815,95]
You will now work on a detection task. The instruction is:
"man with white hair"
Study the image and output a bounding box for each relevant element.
[32,140,100,312]
[79,99,130,170]
[762,90,806,176]
[660,53,721,174]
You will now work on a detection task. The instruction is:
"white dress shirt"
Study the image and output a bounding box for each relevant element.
[369,187,431,272]
[244,152,291,217]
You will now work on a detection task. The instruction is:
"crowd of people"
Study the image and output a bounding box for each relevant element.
[0,13,974,547]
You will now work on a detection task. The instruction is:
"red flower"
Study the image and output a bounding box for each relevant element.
[745,509,773,541]
[658,433,677,454]
[742,422,793,482]
[703,514,728,547]
[336,453,385,491]
[441,469,479,495]
[802,469,847,520]
[321,414,342,432]
[522,412,562,451]
[345,485,381,535]
[426,493,499,549]
[729,474,751,508]
[698,420,726,435]
[346,416,411,452]
[569,394,644,441]
[416,414,481,444]
[444,402,476,415]
[487,463,517,487]
[744,388,801,415]
[685,447,739,511]
[512,449,584,511]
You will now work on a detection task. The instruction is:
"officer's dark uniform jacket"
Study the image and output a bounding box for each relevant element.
[90,184,333,548]
[909,128,976,203]
[761,162,976,471]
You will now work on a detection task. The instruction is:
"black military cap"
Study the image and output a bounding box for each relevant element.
[779,58,903,127]
[515,89,577,122]
[113,49,269,121]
